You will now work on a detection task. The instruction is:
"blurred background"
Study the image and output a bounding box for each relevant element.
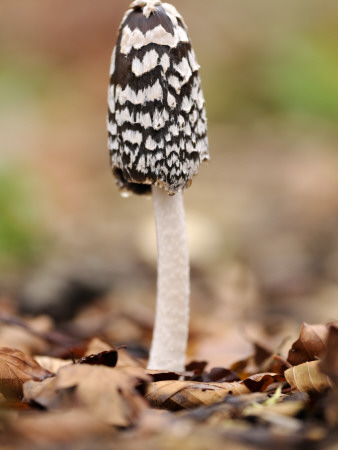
[1,0,338,365]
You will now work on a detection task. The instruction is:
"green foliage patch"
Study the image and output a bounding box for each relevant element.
[0,167,43,268]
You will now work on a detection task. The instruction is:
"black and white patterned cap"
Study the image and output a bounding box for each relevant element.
[108,0,209,195]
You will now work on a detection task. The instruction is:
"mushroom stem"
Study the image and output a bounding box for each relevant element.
[147,185,190,371]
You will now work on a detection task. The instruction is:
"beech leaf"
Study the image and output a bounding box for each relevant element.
[34,356,72,374]
[79,350,118,367]
[242,373,285,392]
[25,364,150,427]
[287,323,328,366]
[23,377,63,410]
[320,323,338,386]
[84,337,113,355]
[0,347,52,398]
[285,360,333,393]
[85,338,144,368]
[146,370,285,411]
[58,365,150,426]
[146,380,250,410]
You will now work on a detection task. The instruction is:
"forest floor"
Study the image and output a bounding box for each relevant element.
[0,291,337,450]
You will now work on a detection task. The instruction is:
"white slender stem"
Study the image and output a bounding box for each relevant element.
[147,186,190,371]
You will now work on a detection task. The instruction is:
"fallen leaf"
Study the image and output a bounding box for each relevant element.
[230,357,252,379]
[228,339,275,378]
[177,391,269,423]
[24,365,151,426]
[0,314,52,356]
[146,370,285,411]
[146,380,250,410]
[185,360,208,375]
[85,337,144,368]
[204,367,240,383]
[229,343,274,379]
[147,370,182,382]
[185,362,240,382]
[285,360,333,393]
[79,350,118,367]
[147,367,241,383]
[25,364,150,426]
[242,373,285,392]
[23,377,67,410]
[287,323,328,366]
[116,348,145,368]
[320,323,338,387]
[34,356,72,373]
[253,341,273,367]
[84,337,113,355]
[0,347,52,398]
[0,311,77,350]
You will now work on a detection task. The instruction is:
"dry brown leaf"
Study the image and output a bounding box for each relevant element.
[23,376,68,410]
[285,360,333,393]
[185,360,208,375]
[320,323,338,387]
[34,356,72,373]
[28,364,150,426]
[24,365,150,426]
[117,348,146,368]
[204,367,240,382]
[79,350,118,367]
[84,337,113,355]
[252,341,273,367]
[147,370,182,382]
[146,380,250,410]
[0,312,76,353]
[184,362,241,383]
[287,323,328,366]
[229,342,275,379]
[146,370,285,411]
[242,373,285,392]
[85,337,143,368]
[0,315,52,356]
[0,347,52,398]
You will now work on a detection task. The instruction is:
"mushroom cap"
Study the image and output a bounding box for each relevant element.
[108,0,209,195]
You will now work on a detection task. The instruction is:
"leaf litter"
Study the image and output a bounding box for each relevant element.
[0,299,337,450]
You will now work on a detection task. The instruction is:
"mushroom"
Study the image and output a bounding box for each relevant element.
[107,0,209,371]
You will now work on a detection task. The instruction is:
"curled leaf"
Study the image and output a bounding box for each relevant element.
[146,380,250,410]
[146,371,285,411]
[320,323,338,387]
[24,364,150,427]
[285,360,333,393]
[0,347,52,398]
[79,350,118,367]
[147,370,182,382]
[204,367,240,383]
[84,337,113,355]
[185,360,208,375]
[85,337,142,368]
[287,323,328,366]
[243,373,285,392]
